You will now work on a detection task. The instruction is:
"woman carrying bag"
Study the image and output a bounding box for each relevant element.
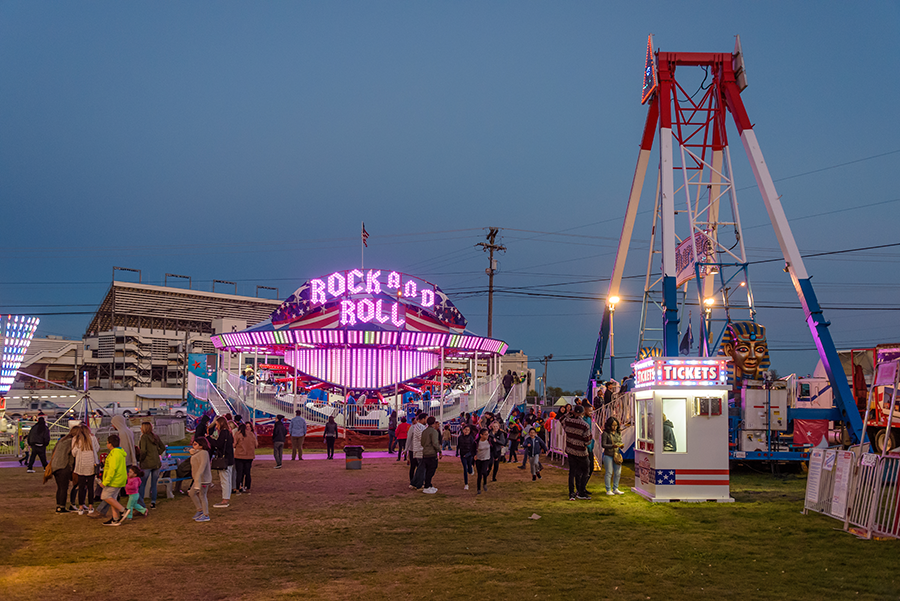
[210,416,235,508]
[601,417,625,496]
[48,428,76,513]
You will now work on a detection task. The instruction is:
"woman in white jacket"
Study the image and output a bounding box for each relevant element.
[71,424,100,515]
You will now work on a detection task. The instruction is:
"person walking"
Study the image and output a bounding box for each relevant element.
[124,466,149,520]
[323,416,338,459]
[233,420,258,493]
[110,414,137,469]
[523,427,547,481]
[71,424,100,515]
[26,416,50,472]
[474,428,492,495]
[189,437,212,522]
[456,424,476,490]
[289,410,307,460]
[502,370,514,399]
[487,421,508,482]
[272,415,286,469]
[395,417,410,461]
[138,421,166,509]
[602,417,625,496]
[420,417,441,494]
[507,419,522,463]
[388,410,398,454]
[49,428,76,513]
[211,416,235,508]
[406,413,427,489]
[563,405,592,501]
[100,434,129,526]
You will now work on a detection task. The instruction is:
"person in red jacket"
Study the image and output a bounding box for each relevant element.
[395,417,411,461]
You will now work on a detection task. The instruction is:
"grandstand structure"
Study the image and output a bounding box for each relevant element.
[83,281,281,389]
[20,280,281,390]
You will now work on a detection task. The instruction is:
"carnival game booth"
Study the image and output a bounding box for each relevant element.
[631,356,733,503]
[210,269,509,424]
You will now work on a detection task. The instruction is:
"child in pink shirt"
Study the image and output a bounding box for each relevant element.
[125,466,149,520]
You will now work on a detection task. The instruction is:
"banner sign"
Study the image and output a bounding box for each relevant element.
[675,232,715,287]
[805,448,824,505]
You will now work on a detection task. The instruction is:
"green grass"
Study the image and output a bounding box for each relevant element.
[0,456,897,600]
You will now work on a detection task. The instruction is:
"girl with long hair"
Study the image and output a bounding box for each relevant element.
[233,420,258,493]
[189,437,212,522]
[456,424,477,491]
[139,421,166,509]
[71,424,100,515]
[601,417,625,495]
[323,416,338,459]
[211,416,235,508]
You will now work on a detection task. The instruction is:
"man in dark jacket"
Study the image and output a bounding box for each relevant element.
[26,416,51,472]
[419,417,441,494]
[502,370,514,399]
[272,415,287,469]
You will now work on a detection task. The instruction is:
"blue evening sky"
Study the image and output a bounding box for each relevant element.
[1,1,898,391]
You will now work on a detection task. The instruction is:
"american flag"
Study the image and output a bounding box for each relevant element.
[362,222,369,247]
[655,468,729,486]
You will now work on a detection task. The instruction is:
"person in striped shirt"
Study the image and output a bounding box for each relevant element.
[563,405,591,500]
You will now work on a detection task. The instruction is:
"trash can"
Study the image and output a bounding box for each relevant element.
[344,445,364,470]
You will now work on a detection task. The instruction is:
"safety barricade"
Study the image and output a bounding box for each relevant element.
[805,448,900,540]
[546,419,568,463]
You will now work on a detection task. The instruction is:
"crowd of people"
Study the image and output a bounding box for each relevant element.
[390,398,626,500]
[23,393,626,518]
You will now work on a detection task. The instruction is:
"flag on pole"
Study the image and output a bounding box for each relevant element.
[679,313,693,355]
[362,222,369,247]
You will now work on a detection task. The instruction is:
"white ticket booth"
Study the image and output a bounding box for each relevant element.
[630,356,733,503]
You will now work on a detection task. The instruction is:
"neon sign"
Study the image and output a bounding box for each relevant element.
[271,269,466,333]
[632,357,727,389]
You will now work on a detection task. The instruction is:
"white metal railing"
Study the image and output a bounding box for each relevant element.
[596,392,634,430]
[804,448,900,540]
[495,381,528,420]
[870,456,900,538]
[210,369,504,428]
[188,373,231,416]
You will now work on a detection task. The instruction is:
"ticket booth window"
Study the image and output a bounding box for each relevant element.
[662,398,687,453]
[637,398,654,451]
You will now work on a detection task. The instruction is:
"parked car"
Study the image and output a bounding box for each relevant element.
[4,399,71,420]
[167,403,189,418]
[95,402,140,418]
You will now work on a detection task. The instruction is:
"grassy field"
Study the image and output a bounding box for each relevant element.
[0,452,897,601]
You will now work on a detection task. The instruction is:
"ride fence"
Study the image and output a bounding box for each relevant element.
[596,392,634,430]
[805,447,900,540]
[0,427,20,458]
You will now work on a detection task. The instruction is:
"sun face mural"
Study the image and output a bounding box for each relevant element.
[718,321,771,387]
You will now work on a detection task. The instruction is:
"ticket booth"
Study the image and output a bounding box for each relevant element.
[630,356,733,503]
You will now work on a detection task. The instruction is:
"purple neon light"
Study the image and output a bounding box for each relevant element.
[287,347,441,391]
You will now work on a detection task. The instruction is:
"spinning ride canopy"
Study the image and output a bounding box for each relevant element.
[211,269,508,394]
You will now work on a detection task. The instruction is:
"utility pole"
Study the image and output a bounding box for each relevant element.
[540,354,553,405]
[181,330,189,404]
[475,227,506,339]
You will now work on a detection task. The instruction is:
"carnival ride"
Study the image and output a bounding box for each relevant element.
[588,36,863,462]
[197,269,527,430]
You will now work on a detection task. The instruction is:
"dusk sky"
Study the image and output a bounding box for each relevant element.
[1,2,898,391]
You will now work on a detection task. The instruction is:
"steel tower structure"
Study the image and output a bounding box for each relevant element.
[588,36,863,443]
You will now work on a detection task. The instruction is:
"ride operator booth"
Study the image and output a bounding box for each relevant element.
[631,356,733,503]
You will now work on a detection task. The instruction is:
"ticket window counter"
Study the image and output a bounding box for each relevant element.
[631,357,733,503]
